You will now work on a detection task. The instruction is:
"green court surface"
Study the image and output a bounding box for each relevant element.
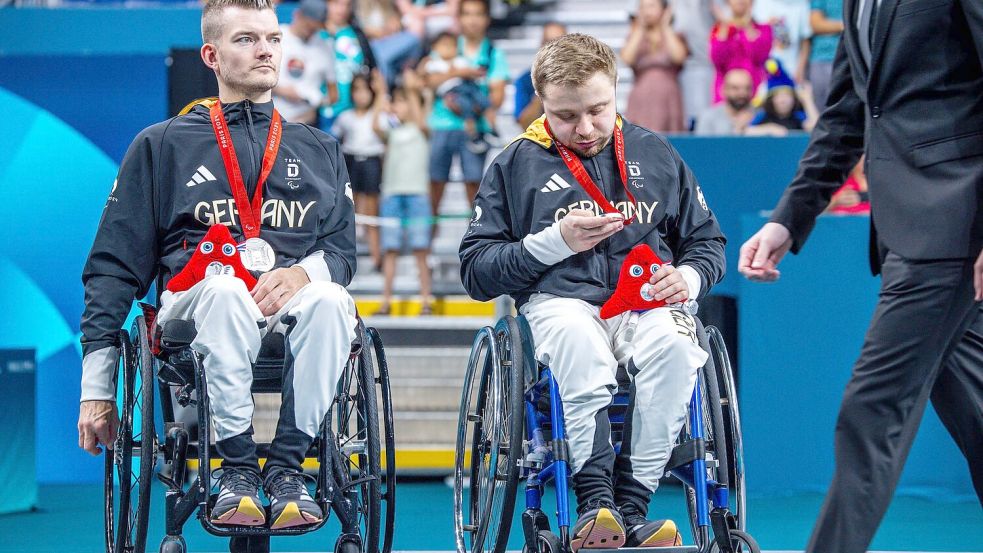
[0,481,979,552]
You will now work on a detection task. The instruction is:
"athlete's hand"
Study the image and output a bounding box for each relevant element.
[78,400,119,456]
[559,209,624,253]
[251,266,310,316]
[973,248,983,301]
[738,222,793,282]
[649,264,689,304]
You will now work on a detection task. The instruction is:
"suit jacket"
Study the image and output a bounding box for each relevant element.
[770,0,983,273]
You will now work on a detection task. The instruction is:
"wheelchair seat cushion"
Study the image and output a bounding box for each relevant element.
[159,319,286,367]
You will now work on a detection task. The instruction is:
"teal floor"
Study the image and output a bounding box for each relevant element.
[1,481,980,552]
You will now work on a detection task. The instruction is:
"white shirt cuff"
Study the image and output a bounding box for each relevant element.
[81,346,118,402]
[677,265,703,300]
[295,251,333,283]
[522,221,577,266]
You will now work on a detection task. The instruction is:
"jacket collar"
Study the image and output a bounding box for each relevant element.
[181,97,275,122]
[511,114,625,151]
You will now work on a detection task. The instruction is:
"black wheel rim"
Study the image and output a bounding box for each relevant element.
[368,327,396,553]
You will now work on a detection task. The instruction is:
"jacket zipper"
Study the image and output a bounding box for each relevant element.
[591,155,613,291]
[243,100,259,199]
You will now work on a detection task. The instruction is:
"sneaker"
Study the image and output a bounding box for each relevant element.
[623,514,682,547]
[466,134,490,154]
[264,468,323,530]
[571,500,626,552]
[210,468,265,526]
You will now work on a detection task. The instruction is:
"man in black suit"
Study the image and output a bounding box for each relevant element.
[738,1,983,551]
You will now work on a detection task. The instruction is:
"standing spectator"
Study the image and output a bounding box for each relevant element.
[397,0,461,41]
[359,0,422,86]
[321,0,376,129]
[672,0,724,129]
[421,31,490,148]
[745,58,819,135]
[709,0,772,103]
[374,69,434,316]
[622,0,688,133]
[752,0,813,84]
[426,0,508,230]
[331,72,387,271]
[514,22,567,129]
[694,67,755,135]
[807,0,843,109]
[273,0,338,125]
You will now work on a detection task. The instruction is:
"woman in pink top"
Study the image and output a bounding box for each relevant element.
[709,0,772,103]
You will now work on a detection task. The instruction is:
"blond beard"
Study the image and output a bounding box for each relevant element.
[568,134,613,158]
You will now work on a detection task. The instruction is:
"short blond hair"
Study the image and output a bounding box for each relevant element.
[201,0,276,43]
[531,33,617,99]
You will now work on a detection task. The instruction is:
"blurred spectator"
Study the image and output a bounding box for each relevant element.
[709,0,772,103]
[807,0,843,109]
[359,0,423,86]
[826,156,869,215]
[397,0,461,41]
[331,71,388,270]
[752,0,812,84]
[694,67,755,135]
[622,0,688,133]
[320,0,377,128]
[422,31,490,148]
[673,0,725,130]
[273,0,338,125]
[514,22,567,129]
[426,0,508,229]
[374,70,434,315]
[745,58,819,135]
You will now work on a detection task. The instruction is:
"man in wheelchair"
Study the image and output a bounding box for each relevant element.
[77,0,358,539]
[459,34,726,550]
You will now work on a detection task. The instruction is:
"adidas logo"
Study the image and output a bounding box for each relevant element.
[541,173,572,193]
[186,165,217,187]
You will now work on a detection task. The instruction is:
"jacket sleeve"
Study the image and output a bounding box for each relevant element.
[297,132,357,286]
[769,38,865,253]
[666,144,726,300]
[459,157,557,301]
[80,129,160,401]
[963,0,983,69]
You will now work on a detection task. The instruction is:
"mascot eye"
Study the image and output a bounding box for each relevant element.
[650,263,661,274]
[629,264,644,277]
[222,244,236,256]
[200,241,214,254]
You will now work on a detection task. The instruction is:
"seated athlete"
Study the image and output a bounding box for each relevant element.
[459,33,726,550]
[76,0,358,548]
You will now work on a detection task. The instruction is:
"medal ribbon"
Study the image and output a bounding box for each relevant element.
[209,101,283,239]
[544,117,636,224]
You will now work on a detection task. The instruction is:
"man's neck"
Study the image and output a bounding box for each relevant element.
[218,83,272,104]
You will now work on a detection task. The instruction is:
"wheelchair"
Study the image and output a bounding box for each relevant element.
[453,314,759,553]
[104,302,396,553]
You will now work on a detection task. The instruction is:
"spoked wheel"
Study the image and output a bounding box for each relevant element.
[707,326,746,531]
[521,530,563,553]
[367,327,396,553]
[335,322,383,553]
[453,317,524,553]
[684,324,730,552]
[105,319,157,553]
[708,529,760,553]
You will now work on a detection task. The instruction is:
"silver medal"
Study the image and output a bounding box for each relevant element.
[240,237,276,272]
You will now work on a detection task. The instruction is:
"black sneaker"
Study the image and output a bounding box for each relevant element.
[623,513,682,547]
[570,499,626,552]
[263,468,323,530]
[210,468,265,526]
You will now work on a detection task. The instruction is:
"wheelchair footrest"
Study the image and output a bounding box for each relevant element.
[590,548,699,553]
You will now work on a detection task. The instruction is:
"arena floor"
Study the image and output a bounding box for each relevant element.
[1,480,980,552]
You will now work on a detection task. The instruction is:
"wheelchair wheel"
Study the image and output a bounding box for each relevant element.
[453,317,524,553]
[708,529,760,553]
[368,327,397,553]
[335,322,383,553]
[105,319,157,553]
[707,326,746,531]
[521,530,563,553]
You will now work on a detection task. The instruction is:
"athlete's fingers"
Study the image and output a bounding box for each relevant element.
[82,428,101,456]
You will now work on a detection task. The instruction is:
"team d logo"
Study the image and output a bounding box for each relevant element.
[284,158,302,189]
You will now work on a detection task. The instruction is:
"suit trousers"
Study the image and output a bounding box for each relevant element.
[806,252,983,553]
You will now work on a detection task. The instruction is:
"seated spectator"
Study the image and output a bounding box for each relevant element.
[320,0,377,130]
[752,0,812,84]
[359,0,423,86]
[422,31,491,149]
[622,0,688,133]
[273,0,338,125]
[514,22,567,129]
[745,59,819,136]
[331,72,388,270]
[373,70,434,315]
[826,156,870,215]
[694,68,755,135]
[709,0,772,103]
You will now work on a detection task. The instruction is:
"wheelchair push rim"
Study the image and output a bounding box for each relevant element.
[104,319,157,553]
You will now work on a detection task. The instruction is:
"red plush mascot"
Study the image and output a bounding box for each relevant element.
[166,224,258,293]
[600,244,669,319]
